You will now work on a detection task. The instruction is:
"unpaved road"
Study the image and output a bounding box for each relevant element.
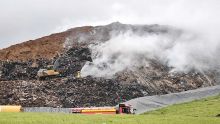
[124,85,220,114]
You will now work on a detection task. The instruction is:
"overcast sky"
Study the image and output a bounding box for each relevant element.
[0,0,220,48]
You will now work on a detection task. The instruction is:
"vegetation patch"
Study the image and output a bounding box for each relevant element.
[0,94,220,124]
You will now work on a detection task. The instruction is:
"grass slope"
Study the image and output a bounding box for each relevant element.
[0,95,220,124]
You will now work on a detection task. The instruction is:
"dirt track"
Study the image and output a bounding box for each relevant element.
[125,85,220,114]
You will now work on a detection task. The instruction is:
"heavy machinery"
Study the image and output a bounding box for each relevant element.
[72,107,116,114]
[0,104,135,114]
[76,71,81,78]
[37,65,82,80]
[71,104,135,114]
[117,103,135,114]
[37,65,60,80]
[37,47,92,80]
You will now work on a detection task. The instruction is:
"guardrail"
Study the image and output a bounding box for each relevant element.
[23,107,72,113]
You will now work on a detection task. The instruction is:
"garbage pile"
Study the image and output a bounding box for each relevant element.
[0,22,219,108]
[0,45,218,107]
[0,47,92,80]
[0,61,40,80]
[53,47,92,76]
[0,58,54,81]
[0,67,217,108]
[0,77,146,107]
[116,59,218,92]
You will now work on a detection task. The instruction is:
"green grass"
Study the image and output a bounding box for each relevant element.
[0,95,220,124]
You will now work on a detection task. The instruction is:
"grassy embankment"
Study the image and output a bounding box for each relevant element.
[0,95,220,124]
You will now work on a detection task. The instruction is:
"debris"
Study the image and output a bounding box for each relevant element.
[0,23,219,108]
[0,77,146,107]
[0,47,92,80]
[53,47,92,77]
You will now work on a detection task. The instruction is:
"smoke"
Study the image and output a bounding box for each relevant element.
[58,0,220,78]
[80,26,220,78]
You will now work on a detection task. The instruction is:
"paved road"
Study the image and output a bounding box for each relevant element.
[124,85,220,114]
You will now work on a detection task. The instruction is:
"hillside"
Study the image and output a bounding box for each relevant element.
[0,22,219,108]
[0,22,178,61]
[0,26,93,61]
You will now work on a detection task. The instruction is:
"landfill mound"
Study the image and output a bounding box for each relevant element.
[0,22,219,107]
[0,77,146,107]
[0,47,91,80]
[0,26,93,61]
[53,46,92,77]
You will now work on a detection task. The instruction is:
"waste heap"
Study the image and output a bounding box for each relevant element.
[0,61,41,80]
[0,47,91,80]
[0,45,219,107]
[0,77,146,107]
[53,47,92,77]
[0,22,219,107]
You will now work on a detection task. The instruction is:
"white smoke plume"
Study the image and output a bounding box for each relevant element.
[58,0,220,78]
[80,27,220,78]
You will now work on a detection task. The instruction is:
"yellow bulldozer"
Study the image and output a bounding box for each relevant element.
[37,65,60,80]
[37,65,82,80]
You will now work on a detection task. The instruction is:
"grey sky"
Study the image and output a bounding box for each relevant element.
[0,0,220,48]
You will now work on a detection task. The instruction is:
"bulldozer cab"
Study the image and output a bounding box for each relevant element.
[37,66,60,80]
[76,71,81,78]
[47,65,54,70]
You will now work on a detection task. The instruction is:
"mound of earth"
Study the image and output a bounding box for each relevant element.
[0,22,219,107]
[0,77,147,107]
[0,26,93,61]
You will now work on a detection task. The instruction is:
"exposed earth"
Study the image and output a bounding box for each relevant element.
[0,22,219,107]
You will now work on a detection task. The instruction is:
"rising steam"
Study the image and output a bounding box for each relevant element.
[80,26,220,78]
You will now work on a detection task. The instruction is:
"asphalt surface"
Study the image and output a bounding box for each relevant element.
[124,85,220,114]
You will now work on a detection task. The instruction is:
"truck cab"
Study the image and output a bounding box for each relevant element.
[117,104,135,114]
